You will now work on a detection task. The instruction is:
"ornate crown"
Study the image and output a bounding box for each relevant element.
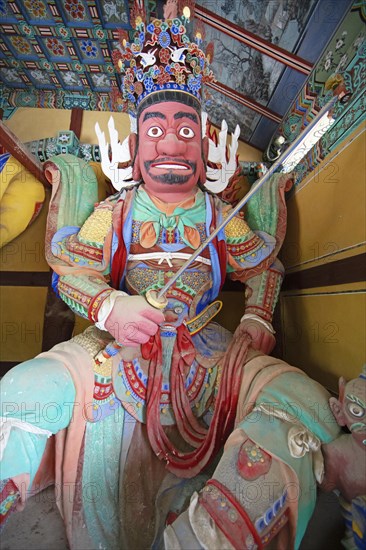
[112,17,214,113]
[97,11,239,193]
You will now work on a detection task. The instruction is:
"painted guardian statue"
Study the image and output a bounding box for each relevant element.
[0,12,345,550]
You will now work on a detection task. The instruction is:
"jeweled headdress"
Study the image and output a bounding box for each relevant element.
[96,7,240,193]
[113,17,214,114]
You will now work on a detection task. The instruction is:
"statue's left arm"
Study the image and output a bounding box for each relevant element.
[224,172,292,353]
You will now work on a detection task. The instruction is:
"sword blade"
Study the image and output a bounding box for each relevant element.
[157,96,337,299]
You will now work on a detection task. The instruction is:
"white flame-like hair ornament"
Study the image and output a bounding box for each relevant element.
[95,114,240,193]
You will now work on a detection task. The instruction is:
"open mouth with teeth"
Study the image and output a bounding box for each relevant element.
[151,161,190,170]
[144,158,196,184]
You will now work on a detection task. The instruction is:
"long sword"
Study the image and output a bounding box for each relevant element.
[95,94,340,362]
[153,94,338,302]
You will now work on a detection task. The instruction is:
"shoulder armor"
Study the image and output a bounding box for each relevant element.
[78,206,113,246]
[224,214,251,240]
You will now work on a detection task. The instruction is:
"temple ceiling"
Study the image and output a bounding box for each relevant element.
[0,0,361,149]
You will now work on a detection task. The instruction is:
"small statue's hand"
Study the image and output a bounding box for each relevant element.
[105,295,165,346]
[239,319,276,355]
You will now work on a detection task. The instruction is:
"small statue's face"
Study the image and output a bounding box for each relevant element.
[343,379,366,446]
[132,101,207,200]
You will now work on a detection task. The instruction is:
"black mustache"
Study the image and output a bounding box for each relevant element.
[147,173,191,184]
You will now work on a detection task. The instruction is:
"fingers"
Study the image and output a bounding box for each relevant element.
[109,317,160,345]
[142,307,166,325]
[135,317,161,336]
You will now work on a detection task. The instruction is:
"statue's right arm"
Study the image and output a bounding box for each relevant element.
[48,200,164,344]
[49,201,117,323]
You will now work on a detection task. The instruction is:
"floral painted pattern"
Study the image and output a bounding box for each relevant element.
[156,66,171,86]
[72,62,83,72]
[46,38,65,57]
[40,60,51,70]
[58,133,71,143]
[65,0,85,20]
[94,26,106,40]
[19,21,34,37]
[159,48,170,64]
[57,25,71,40]
[10,36,31,55]
[24,0,47,18]
[134,81,143,96]
[81,40,98,58]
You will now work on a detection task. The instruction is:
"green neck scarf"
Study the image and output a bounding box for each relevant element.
[133,187,206,248]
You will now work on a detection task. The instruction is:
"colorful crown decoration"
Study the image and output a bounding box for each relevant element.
[112,17,215,113]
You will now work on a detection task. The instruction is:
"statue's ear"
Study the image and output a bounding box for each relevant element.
[329,396,346,426]
[129,133,141,181]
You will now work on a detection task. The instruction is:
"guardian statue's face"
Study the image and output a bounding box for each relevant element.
[131,101,207,200]
[342,378,366,446]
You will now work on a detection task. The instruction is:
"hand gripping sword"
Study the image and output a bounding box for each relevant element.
[95,94,340,363]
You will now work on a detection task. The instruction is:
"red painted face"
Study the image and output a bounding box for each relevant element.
[131,101,208,201]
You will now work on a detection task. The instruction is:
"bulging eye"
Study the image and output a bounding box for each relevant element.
[348,403,364,417]
[174,306,184,314]
[179,127,195,139]
[147,126,163,137]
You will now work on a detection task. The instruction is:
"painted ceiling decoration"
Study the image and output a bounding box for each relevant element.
[272,1,365,187]
[0,0,361,151]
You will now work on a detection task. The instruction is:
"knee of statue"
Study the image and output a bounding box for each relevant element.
[1,356,76,433]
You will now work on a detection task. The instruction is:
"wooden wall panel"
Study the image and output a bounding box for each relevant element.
[281,285,366,391]
[216,291,245,332]
[279,124,366,389]
[0,286,47,362]
[5,108,72,143]
[282,124,366,272]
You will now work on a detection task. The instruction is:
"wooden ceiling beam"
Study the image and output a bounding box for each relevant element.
[207,81,282,123]
[0,121,48,186]
[195,4,313,75]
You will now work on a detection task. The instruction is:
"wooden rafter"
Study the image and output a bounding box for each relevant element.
[207,81,282,123]
[70,108,83,140]
[195,4,313,75]
[0,121,47,186]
